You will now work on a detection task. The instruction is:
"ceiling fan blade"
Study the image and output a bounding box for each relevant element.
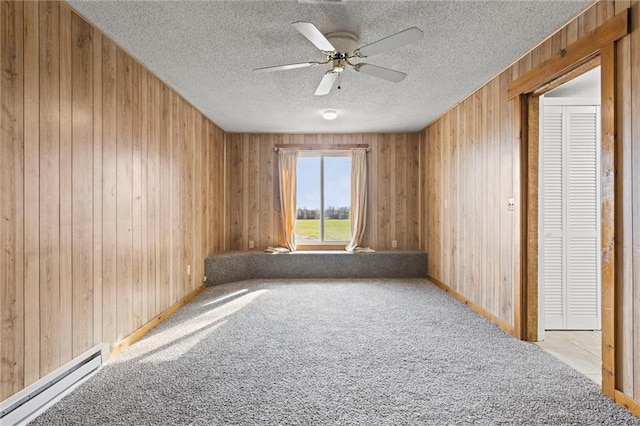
[355,64,407,83]
[356,27,423,58]
[252,62,318,73]
[314,72,338,96]
[292,22,336,52]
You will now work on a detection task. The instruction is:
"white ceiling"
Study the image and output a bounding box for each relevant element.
[546,66,601,99]
[69,0,593,133]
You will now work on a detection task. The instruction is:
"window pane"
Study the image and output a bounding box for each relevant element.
[295,156,321,242]
[324,156,352,241]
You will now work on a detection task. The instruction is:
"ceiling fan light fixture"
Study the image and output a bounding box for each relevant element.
[322,110,338,120]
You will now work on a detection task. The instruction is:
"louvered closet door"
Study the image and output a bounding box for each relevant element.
[540,103,600,330]
[565,106,600,329]
[541,106,565,329]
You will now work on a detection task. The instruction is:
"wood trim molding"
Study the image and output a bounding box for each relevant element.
[109,285,206,358]
[614,391,640,418]
[600,43,617,400]
[531,56,601,97]
[427,275,514,335]
[274,144,369,151]
[513,94,528,341]
[525,96,539,342]
[508,10,629,99]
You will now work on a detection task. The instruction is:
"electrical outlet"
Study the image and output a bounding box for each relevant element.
[187,265,191,276]
[249,240,254,249]
[392,240,397,248]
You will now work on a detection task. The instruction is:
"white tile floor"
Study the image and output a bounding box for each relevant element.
[535,330,602,384]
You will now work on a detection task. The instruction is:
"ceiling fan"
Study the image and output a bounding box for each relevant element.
[253,22,423,96]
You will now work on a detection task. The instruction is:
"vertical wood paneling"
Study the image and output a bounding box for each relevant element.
[225,133,421,251]
[369,134,379,250]
[139,65,148,323]
[406,133,419,250]
[389,134,398,249]
[248,136,259,250]
[23,0,40,386]
[59,2,72,364]
[0,1,225,402]
[241,135,250,250]
[182,101,192,294]
[159,84,170,312]
[438,116,448,284]
[92,23,103,348]
[131,61,143,330]
[39,0,60,377]
[101,36,117,346]
[488,78,499,316]
[192,114,201,291]
[1,0,25,397]
[449,109,459,290]
[169,92,179,305]
[500,71,514,321]
[395,134,406,248]
[472,92,481,303]
[147,74,159,317]
[71,12,94,357]
[116,47,133,341]
[457,101,467,294]
[259,134,274,249]
[379,134,391,249]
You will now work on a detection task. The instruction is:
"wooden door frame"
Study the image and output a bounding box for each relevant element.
[507,11,628,399]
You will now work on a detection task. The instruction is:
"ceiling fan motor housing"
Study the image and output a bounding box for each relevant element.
[326,31,358,55]
[325,32,358,73]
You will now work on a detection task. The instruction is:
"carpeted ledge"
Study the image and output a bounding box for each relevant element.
[204,251,427,285]
[31,279,640,425]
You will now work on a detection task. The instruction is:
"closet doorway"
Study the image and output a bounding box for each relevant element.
[537,66,602,384]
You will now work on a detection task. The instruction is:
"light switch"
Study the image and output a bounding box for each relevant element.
[508,198,515,211]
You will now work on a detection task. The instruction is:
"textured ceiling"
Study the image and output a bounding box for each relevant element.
[69,0,593,133]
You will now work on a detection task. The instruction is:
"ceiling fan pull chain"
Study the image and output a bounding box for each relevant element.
[338,73,341,90]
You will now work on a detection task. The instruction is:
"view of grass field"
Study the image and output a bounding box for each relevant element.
[295,219,351,241]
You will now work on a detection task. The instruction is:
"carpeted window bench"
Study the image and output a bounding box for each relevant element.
[204,251,428,286]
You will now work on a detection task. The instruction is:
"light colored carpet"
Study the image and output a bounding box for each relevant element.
[31,279,640,425]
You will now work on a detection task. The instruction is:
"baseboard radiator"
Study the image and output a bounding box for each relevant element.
[0,343,109,425]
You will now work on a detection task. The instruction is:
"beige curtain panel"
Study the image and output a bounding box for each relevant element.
[346,148,367,252]
[278,149,298,251]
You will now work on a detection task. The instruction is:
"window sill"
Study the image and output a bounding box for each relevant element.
[296,244,347,251]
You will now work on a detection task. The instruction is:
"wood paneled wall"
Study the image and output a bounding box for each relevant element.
[423,72,515,326]
[423,0,640,405]
[0,1,225,401]
[225,133,421,251]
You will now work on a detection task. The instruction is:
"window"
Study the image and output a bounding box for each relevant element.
[295,152,351,243]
